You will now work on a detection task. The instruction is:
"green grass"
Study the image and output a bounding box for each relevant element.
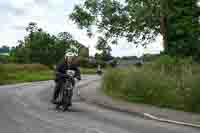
[0,64,54,85]
[102,56,200,113]
[0,64,96,85]
[80,67,97,74]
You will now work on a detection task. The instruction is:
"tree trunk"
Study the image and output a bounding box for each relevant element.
[160,16,168,51]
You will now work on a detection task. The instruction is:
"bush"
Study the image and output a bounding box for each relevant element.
[102,56,200,113]
[0,55,9,64]
[96,59,106,68]
[79,57,96,68]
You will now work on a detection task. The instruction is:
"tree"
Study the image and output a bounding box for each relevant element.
[96,37,111,54]
[57,32,88,57]
[26,22,38,33]
[79,46,89,57]
[9,41,30,63]
[96,36,113,61]
[167,0,200,58]
[0,45,9,53]
[69,0,161,47]
[58,32,73,41]
[95,53,102,60]
[54,32,74,62]
[10,23,58,66]
[10,22,86,67]
[70,0,200,58]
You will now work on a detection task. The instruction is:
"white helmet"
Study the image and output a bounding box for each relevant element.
[64,51,77,59]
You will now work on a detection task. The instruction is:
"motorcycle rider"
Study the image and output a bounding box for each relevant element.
[97,64,102,75]
[51,51,81,105]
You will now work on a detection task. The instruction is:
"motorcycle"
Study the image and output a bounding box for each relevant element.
[96,65,103,75]
[55,70,75,112]
[97,69,102,75]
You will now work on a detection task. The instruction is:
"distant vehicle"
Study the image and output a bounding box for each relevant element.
[96,65,103,75]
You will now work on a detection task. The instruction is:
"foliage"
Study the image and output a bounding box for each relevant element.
[10,22,87,67]
[95,36,113,62]
[70,0,200,58]
[79,57,91,68]
[0,63,97,85]
[0,45,9,53]
[142,54,160,62]
[79,57,97,68]
[79,47,89,57]
[80,67,97,74]
[0,55,9,63]
[70,0,161,46]
[0,64,53,85]
[167,0,200,58]
[102,56,200,113]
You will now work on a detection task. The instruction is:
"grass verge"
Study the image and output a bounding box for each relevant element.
[0,64,53,85]
[0,64,96,85]
[102,56,200,113]
[80,67,97,74]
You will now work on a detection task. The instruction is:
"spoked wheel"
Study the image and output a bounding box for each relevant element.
[62,106,69,112]
[55,104,69,112]
[55,83,72,112]
[55,104,61,110]
[61,89,70,112]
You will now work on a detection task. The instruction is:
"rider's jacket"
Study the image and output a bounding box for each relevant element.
[55,61,81,82]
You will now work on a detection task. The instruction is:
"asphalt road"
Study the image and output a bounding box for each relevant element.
[0,75,199,133]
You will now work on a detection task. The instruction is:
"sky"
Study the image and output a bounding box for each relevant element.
[0,0,163,57]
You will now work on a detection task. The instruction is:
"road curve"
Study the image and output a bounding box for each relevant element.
[0,75,199,133]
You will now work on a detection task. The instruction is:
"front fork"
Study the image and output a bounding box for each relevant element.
[63,85,73,106]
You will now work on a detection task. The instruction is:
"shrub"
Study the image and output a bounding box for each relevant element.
[79,57,96,68]
[102,56,200,113]
[0,55,9,64]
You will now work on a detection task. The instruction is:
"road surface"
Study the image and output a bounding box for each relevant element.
[0,75,199,133]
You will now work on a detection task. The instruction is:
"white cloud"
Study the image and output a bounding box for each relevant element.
[10,0,34,8]
[0,0,163,57]
[197,0,200,7]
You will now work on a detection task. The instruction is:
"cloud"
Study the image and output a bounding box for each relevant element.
[11,25,26,31]
[0,0,163,57]
[197,0,200,7]
[34,0,49,5]
[0,3,26,16]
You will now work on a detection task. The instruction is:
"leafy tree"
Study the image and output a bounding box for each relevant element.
[0,55,9,63]
[70,0,161,47]
[79,46,89,57]
[95,53,101,60]
[167,0,200,58]
[10,22,87,67]
[0,45,10,53]
[70,0,200,58]
[10,41,30,63]
[26,22,38,33]
[96,37,111,53]
[58,32,73,41]
[96,36,113,61]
